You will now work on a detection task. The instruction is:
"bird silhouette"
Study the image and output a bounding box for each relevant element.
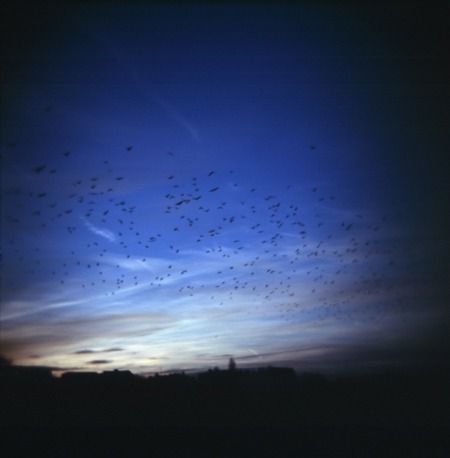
[33,165,46,173]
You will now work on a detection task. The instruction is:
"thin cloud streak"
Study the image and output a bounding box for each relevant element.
[86,26,201,143]
[150,94,201,142]
[83,218,116,242]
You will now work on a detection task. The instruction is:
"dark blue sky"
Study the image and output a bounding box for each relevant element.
[1,1,449,375]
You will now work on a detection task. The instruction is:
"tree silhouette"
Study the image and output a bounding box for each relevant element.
[228,357,236,371]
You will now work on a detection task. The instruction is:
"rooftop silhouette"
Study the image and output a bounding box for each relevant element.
[2,356,449,457]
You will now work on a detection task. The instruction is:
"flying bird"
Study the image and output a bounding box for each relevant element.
[33,165,46,173]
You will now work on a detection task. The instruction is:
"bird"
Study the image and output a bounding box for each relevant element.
[33,165,46,173]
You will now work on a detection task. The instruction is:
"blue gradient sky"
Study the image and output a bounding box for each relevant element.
[1,2,449,376]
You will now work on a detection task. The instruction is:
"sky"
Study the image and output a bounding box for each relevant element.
[1,1,449,376]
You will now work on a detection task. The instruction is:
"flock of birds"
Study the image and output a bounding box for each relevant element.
[3,123,415,330]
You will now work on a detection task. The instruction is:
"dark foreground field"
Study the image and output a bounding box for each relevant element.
[2,367,449,457]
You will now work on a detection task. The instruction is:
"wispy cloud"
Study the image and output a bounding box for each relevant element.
[150,94,201,142]
[83,218,116,242]
[87,28,201,143]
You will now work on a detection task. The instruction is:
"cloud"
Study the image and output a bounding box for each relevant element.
[0,310,176,363]
[88,359,112,365]
[0,295,96,321]
[83,218,116,242]
[104,254,163,272]
[151,94,201,142]
[74,347,123,355]
[87,27,200,142]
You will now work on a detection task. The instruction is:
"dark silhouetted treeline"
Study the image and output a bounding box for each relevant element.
[1,361,449,457]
